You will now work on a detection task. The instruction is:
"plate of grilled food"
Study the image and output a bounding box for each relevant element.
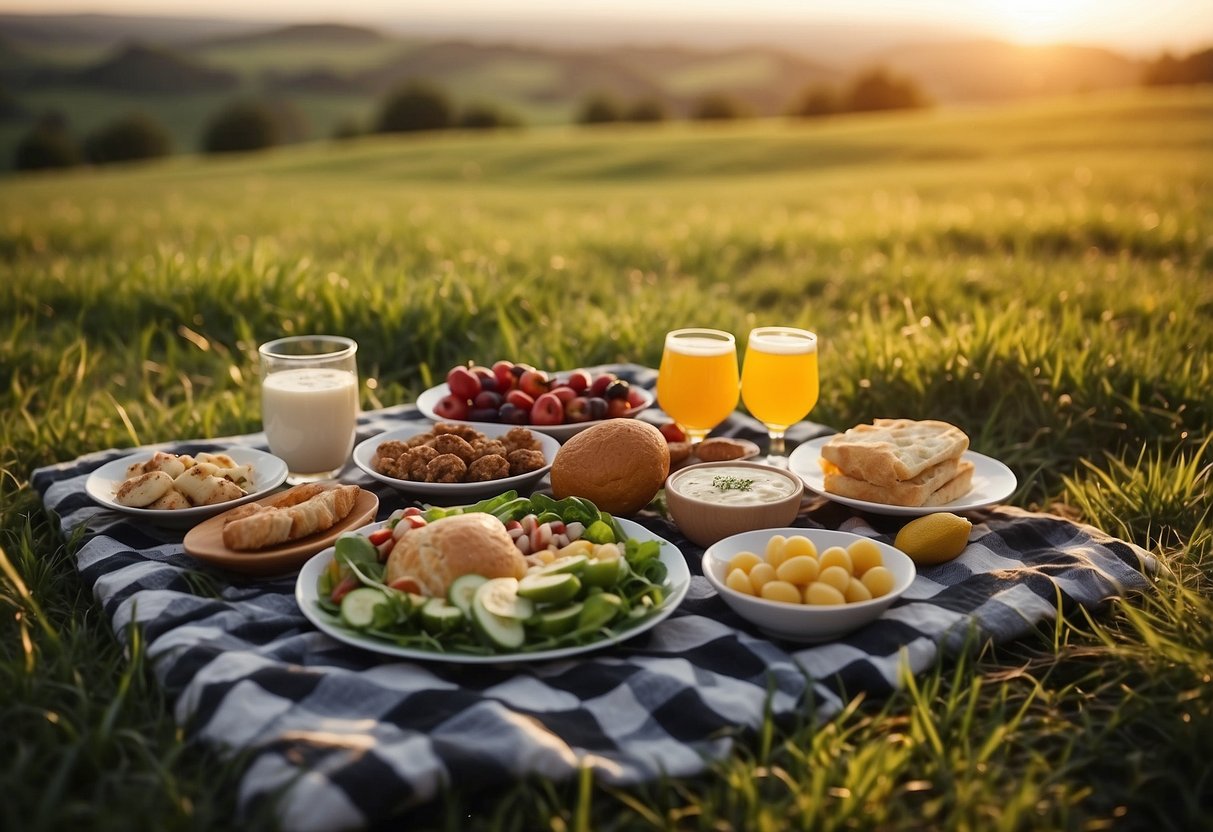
[789,419,1017,516]
[183,482,379,575]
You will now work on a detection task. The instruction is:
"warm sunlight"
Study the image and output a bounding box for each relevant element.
[976,0,1102,44]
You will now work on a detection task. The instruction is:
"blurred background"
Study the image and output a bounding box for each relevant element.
[2,0,1210,171]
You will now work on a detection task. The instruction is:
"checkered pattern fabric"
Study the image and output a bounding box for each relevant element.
[32,365,1155,832]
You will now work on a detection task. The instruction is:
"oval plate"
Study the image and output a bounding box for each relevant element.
[84,446,289,528]
[183,485,379,576]
[351,423,560,499]
[788,435,1018,517]
[416,381,654,442]
[295,517,690,663]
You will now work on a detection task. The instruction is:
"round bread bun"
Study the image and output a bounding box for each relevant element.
[385,512,525,598]
[550,418,670,516]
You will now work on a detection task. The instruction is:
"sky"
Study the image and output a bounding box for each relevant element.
[3,0,1212,53]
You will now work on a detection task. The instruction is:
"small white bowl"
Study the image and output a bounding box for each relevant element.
[701,528,916,643]
[665,460,803,547]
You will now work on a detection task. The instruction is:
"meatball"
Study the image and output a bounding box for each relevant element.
[375,439,411,462]
[506,449,546,477]
[374,453,410,480]
[407,445,440,480]
[426,453,468,483]
[432,433,476,463]
[501,427,541,455]
[466,454,510,482]
[433,422,482,442]
[469,438,508,460]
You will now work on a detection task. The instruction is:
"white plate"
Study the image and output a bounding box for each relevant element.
[295,517,690,663]
[352,423,560,499]
[788,435,1018,517]
[84,446,289,528]
[416,381,654,442]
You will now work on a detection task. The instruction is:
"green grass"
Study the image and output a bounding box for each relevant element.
[2,86,1212,830]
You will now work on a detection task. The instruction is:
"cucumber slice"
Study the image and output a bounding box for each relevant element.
[581,556,624,588]
[578,592,624,631]
[530,602,584,637]
[448,574,488,616]
[420,597,465,635]
[531,554,589,577]
[517,572,582,605]
[475,577,535,620]
[340,587,389,630]
[471,592,526,650]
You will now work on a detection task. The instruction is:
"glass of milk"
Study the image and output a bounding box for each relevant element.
[258,335,359,484]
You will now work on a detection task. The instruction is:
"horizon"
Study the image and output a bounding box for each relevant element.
[2,1,1212,55]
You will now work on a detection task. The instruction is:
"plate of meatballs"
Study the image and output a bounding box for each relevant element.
[351,421,560,500]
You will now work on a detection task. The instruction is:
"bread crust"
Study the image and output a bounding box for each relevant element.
[550,419,670,515]
[824,459,975,507]
[821,419,969,486]
[221,483,359,550]
[384,513,526,597]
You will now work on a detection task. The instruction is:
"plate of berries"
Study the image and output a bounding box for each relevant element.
[416,361,654,442]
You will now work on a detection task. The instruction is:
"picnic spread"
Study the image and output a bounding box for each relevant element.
[32,364,1156,832]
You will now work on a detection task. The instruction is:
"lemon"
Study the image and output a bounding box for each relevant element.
[894,512,973,565]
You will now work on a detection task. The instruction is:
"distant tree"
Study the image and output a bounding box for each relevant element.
[331,116,362,141]
[577,92,623,125]
[457,103,521,130]
[624,97,667,123]
[84,112,172,164]
[1143,48,1213,86]
[691,92,749,121]
[201,101,281,154]
[375,83,453,133]
[0,84,27,122]
[791,84,839,118]
[844,67,929,112]
[13,113,80,171]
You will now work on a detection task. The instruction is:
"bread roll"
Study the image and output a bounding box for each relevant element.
[385,512,526,598]
[550,418,670,515]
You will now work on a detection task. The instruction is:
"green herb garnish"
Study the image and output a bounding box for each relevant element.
[713,475,753,492]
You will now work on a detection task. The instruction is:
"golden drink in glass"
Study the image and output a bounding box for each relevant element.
[657,329,739,444]
[741,327,818,465]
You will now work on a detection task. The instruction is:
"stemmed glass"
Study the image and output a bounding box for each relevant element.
[656,329,740,445]
[741,326,818,467]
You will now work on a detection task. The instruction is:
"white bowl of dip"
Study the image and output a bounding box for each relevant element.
[665,460,804,547]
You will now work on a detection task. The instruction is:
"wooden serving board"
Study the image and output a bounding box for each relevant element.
[183,485,379,577]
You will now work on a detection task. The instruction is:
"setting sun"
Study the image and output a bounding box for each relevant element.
[976,0,1099,43]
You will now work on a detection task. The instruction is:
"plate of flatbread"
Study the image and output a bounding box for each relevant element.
[183,482,379,575]
[789,420,1017,516]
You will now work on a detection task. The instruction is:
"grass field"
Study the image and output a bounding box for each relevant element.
[2,87,1212,830]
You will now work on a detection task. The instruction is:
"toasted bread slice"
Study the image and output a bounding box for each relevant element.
[820,419,969,486]
[824,458,974,507]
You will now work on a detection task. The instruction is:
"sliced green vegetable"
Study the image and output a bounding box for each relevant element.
[582,556,624,588]
[582,520,616,544]
[530,602,584,637]
[448,573,488,616]
[475,577,535,620]
[578,592,624,631]
[471,590,526,649]
[532,554,589,576]
[517,572,582,604]
[340,587,390,630]
[420,598,465,635]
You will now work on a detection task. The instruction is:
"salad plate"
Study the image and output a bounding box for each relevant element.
[788,436,1017,517]
[415,382,654,442]
[295,516,690,664]
[351,423,560,499]
[84,446,289,528]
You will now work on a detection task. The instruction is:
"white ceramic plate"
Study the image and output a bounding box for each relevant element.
[84,446,289,528]
[295,517,690,663]
[702,528,916,643]
[788,435,1018,517]
[352,423,560,499]
[415,381,654,442]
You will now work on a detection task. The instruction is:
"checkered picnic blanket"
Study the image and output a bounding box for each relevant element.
[32,365,1155,832]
